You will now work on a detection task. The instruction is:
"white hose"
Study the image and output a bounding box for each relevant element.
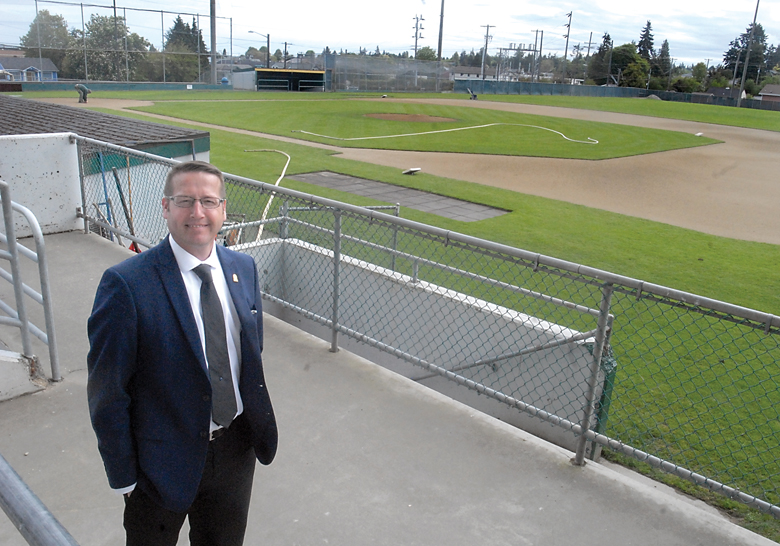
[244,149,291,241]
[292,123,598,145]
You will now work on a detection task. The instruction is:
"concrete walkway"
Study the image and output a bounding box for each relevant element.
[288,171,507,222]
[0,231,774,546]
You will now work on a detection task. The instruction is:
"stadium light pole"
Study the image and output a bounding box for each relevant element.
[437,0,445,61]
[210,0,217,84]
[249,30,270,68]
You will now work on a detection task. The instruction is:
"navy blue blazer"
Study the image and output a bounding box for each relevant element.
[87,237,277,513]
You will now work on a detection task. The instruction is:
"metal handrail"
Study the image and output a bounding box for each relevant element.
[0,451,80,546]
[0,180,61,381]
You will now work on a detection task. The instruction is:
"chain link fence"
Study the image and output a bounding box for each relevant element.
[329,55,453,93]
[76,135,780,518]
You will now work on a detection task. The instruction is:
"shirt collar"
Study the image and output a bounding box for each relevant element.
[168,236,220,272]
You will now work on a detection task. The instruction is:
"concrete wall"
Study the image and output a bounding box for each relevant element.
[252,237,607,453]
[232,70,257,91]
[0,133,82,236]
[0,133,204,238]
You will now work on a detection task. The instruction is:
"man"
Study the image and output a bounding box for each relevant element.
[87,161,277,546]
[74,83,91,103]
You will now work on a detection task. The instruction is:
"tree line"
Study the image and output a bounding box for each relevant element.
[20,10,211,82]
[19,10,780,93]
[437,21,779,94]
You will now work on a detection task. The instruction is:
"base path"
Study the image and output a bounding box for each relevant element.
[48,97,780,245]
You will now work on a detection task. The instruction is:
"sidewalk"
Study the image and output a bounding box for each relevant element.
[0,231,774,546]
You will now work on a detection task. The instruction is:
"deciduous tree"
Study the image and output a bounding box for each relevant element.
[62,14,149,81]
[20,10,71,72]
[415,46,437,61]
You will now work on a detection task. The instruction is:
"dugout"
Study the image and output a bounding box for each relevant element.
[254,68,325,92]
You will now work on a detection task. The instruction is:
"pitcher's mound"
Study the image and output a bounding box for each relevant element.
[365,113,456,122]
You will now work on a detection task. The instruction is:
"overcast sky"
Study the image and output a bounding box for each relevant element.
[2,0,779,66]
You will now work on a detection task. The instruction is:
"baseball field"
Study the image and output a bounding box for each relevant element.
[36,90,780,316]
[28,90,780,536]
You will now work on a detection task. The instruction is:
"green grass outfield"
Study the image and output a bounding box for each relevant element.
[128,98,717,159]
[476,94,780,133]
[22,88,780,132]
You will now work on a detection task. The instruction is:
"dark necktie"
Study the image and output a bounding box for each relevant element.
[193,264,237,428]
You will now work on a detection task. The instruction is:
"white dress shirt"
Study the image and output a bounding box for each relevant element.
[169,236,244,431]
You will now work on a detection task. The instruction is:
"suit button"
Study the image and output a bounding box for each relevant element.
[200,431,209,439]
[203,395,210,402]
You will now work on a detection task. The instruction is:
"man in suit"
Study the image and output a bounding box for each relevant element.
[87,160,277,546]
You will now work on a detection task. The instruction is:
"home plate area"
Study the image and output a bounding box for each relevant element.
[286,172,506,222]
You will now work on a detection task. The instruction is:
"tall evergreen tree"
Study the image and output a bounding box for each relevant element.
[586,32,612,85]
[654,39,671,78]
[162,16,209,82]
[638,20,654,61]
[723,23,768,83]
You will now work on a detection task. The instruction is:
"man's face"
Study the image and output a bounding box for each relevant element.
[162,170,226,260]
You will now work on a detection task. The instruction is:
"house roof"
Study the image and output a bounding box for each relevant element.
[0,96,209,149]
[759,84,780,97]
[0,57,58,72]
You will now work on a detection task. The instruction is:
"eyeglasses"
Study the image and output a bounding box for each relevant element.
[166,195,225,209]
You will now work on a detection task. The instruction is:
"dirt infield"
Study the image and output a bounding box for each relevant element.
[45,96,780,245]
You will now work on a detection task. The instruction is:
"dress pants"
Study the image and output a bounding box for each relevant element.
[123,414,256,546]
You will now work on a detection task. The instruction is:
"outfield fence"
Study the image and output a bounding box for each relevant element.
[75,135,780,518]
[454,79,780,112]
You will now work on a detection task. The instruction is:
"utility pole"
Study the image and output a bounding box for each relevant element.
[562,11,572,84]
[732,49,742,85]
[584,31,593,81]
[113,0,119,81]
[480,25,493,80]
[34,0,43,82]
[532,30,539,82]
[412,15,425,57]
[607,39,614,85]
[738,0,760,107]
[412,14,424,87]
[537,30,543,81]
[437,0,445,61]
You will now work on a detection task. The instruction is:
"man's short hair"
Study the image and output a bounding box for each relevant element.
[164,161,226,198]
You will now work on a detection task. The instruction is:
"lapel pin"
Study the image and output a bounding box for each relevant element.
[233,274,239,283]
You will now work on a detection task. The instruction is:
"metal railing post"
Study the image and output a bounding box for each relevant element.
[330,209,342,352]
[18,203,60,381]
[75,137,89,235]
[0,181,32,358]
[391,203,400,272]
[280,201,289,240]
[573,282,614,465]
